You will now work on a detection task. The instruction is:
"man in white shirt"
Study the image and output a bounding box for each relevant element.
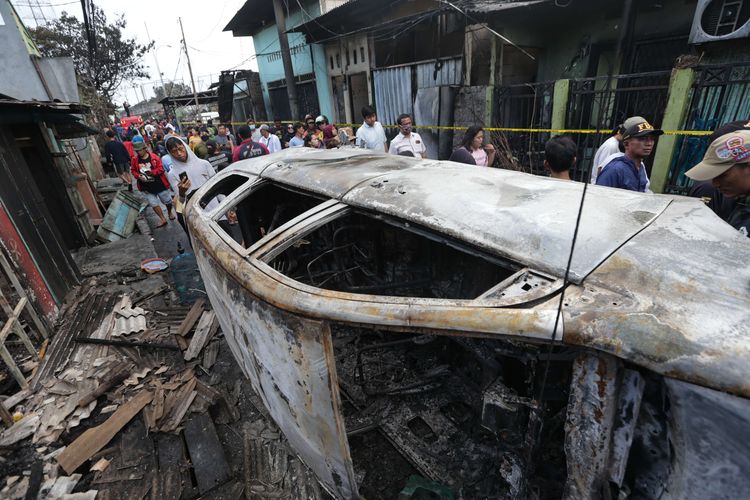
[356,105,387,152]
[388,113,427,159]
[590,126,622,183]
[258,124,282,153]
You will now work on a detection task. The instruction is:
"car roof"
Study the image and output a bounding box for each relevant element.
[229,148,675,282]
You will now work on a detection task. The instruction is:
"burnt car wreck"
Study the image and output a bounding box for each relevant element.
[186,148,750,499]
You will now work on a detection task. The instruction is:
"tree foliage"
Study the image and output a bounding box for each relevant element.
[29,6,152,100]
[153,82,193,101]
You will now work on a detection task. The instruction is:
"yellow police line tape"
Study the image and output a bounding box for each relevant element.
[211,121,713,136]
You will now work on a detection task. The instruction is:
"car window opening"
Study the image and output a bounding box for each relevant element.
[268,211,516,299]
[334,326,573,498]
[216,183,325,249]
[198,174,250,209]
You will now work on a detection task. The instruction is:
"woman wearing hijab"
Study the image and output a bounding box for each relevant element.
[449,126,496,167]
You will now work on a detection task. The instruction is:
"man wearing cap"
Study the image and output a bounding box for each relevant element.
[596,116,663,192]
[258,124,282,153]
[685,120,750,237]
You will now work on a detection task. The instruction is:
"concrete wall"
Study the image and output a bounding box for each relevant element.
[252,3,333,120]
[0,0,49,100]
[491,0,699,83]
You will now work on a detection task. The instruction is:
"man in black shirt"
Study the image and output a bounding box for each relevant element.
[103,129,133,187]
[686,120,750,237]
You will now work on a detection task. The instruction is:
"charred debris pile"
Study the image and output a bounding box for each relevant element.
[0,273,326,499]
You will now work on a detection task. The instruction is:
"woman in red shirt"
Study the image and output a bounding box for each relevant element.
[130,141,174,227]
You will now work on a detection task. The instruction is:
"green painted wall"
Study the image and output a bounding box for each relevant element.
[650,68,695,193]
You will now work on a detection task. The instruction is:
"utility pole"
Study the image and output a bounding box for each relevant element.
[272,0,299,120]
[144,22,166,97]
[178,17,200,114]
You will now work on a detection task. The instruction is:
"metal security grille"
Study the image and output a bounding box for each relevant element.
[666,63,750,193]
[566,71,671,182]
[492,81,555,175]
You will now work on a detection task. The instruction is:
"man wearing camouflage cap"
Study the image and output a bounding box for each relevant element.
[686,120,750,237]
[596,116,663,192]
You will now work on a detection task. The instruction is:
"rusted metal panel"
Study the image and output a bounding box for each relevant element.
[608,369,645,486]
[566,199,750,398]
[373,65,412,127]
[415,57,463,88]
[663,379,750,499]
[563,353,620,499]
[194,242,358,499]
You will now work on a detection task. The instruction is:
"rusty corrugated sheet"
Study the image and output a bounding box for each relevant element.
[373,65,412,127]
[415,57,463,88]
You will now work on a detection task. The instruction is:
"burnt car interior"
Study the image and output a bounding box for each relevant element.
[334,327,574,498]
[266,211,518,299]
[211,180,326,249]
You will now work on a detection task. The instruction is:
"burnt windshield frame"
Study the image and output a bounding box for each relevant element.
[255,207,564,304]
[207,180,332,255]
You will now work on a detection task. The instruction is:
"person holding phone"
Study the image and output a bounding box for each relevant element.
[130,141,174,227]
[165,137,219,236]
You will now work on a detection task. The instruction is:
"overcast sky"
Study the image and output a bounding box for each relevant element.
[13,0,258,105]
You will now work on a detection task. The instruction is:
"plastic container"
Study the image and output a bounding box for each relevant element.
[96,189,144,242]
[170,251,206,304]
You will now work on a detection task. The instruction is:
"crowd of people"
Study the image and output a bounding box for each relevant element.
[101,107,750,241]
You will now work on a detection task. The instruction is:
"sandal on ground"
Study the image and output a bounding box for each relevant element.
[156,221,168,228]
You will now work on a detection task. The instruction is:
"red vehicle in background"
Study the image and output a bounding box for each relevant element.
[119,115,143,128]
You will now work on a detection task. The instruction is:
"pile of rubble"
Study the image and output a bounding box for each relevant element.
[0,269,328,500]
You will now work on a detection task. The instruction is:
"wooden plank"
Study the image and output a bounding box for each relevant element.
[0,401,12,427]
[0,413,39,446]
[202,341,219,369]
[57,390,153,474]
[0,289,35,349]
[184,311,217,360]
[176,299,206,337]
[158,377,197,433]
[154,433,191,500]
[2,389,31,410]
[77,361,131,408]
[0,249,49,339]
[183,413,231,494]
[0,297,27,342]
[0,344,27,389]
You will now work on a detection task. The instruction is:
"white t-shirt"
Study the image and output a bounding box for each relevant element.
[259,133,281,153]
[591,136,620,184]
[388,132,427,158]
[356,121,387,151]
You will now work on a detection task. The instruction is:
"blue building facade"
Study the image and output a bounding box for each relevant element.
[225,1,333,122]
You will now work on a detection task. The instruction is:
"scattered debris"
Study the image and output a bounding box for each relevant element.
[57,389,154,474]
[0,413,40,447]
[184,310,217,361]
